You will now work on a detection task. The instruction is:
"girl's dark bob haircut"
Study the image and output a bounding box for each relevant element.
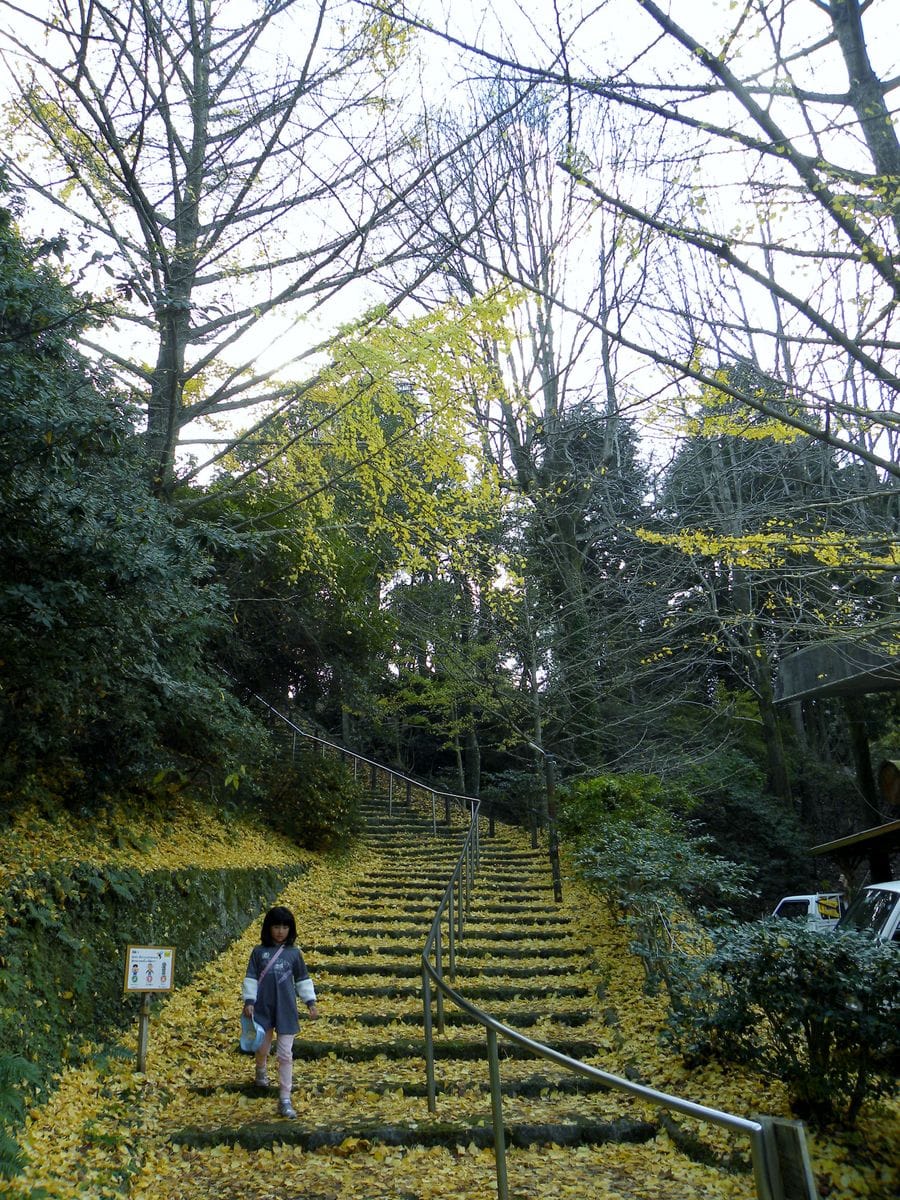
[261,906,297,947]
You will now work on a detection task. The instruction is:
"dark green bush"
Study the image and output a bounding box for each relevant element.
[0,196,261,810]
[560,771,695,842]
[261,747,364,851]
[667,920,900,1127]
[575,814,752,1005]
[562,770,751,1005]
[478,768,545,828]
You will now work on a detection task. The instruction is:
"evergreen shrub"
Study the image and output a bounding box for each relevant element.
[562,772,751,1006]
[677,748,819,912]
[0,1055,36,1178]
[667,920,899,1126]
[261,746,363,851]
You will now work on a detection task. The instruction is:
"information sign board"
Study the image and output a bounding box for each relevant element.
[124,945,175,993]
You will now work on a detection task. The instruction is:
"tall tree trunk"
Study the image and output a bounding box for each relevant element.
[749,644,793,804]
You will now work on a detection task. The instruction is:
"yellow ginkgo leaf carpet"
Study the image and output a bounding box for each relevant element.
[9,797,899,1200]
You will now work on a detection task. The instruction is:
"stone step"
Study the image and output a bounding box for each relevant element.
[474,903,563,915]
[340,904,440,919]
[348,887,550,901]
[326,925,572,942]
[464,914,571,927]
[360,824,460,836]
[170,1115,656,1153]
[317,961,582,980]
[350,879,454,889]
[313,942,585,960]
[196,1068,620,1103]
[325,982,593,1001]
[287,1036,600,1062]
[340,1008,593,1030]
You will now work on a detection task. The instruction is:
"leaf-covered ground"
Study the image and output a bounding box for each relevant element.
[5,798,898,1199]
[0,795,300,891]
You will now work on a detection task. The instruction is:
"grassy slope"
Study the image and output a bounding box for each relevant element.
[1,803,897,1200]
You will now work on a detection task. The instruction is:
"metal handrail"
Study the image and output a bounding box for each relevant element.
[421,820,807,1200]
[249,693,478,831]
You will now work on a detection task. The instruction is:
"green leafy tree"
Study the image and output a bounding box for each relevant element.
[0,197,250,806]
[643,363,899,806]
[400,83,657,771]
[200,295,513,751]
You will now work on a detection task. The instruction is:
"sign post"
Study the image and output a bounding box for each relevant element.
[124,945,175,1072]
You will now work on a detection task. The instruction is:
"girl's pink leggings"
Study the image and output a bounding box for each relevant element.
[256,1029,294,1096]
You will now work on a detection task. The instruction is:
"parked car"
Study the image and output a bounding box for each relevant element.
[835,880,900,944]
[771,892,846,931]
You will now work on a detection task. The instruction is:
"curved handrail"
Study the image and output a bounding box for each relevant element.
[421,821,805,1200]
[248,692,479,830]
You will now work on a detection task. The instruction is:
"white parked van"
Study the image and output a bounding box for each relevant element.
[771,892,846,931]
[835,881,900,944]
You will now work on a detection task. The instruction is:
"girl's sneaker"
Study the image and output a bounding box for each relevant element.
[277,1098,296,1119]
[254,1070,269,1088]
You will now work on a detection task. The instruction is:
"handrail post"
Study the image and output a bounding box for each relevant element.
[749,1124,781,1200]
[388,774,394,816]
[457,860,464,939]
[435,926,445,1034]
[448,881,456,980]
[431,790,437,836]
[486,1027,509,1200]
[423,967,436,1114]
[466,830,473,914]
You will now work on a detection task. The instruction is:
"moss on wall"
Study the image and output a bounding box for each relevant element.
[0,860,305,1097]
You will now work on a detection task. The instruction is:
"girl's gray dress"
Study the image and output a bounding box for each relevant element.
[242,945,316,1034]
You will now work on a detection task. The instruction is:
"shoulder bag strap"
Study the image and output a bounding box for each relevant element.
[256,944,285,987]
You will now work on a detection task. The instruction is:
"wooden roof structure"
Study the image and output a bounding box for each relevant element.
[810,818,900,883]
[776,643,900,882]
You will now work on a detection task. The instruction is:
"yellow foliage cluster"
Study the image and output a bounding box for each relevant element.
[637,524,900,570]
[0,793,300,897]
[4,813,898,1200]
[234,291,515,578]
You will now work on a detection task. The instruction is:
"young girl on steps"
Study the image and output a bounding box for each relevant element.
[242,905,319,1118]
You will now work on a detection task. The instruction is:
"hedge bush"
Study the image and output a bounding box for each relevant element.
[260,746,364,851]
[0,860,305,1108]
[667,920,900,1126]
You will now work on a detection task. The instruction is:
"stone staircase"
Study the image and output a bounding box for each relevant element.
[163,795,750,1199]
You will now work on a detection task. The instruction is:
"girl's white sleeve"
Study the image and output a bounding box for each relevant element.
[296,977,316,1003]
[242,950,259,1002]
[293,949,316,1002]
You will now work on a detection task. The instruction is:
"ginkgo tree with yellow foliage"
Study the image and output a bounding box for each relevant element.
[202,292,518,735]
